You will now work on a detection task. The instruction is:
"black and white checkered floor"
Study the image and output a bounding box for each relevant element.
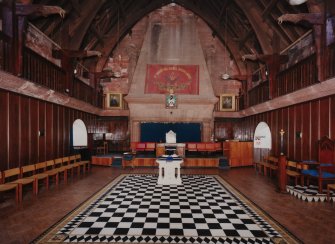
[55,175,282,243]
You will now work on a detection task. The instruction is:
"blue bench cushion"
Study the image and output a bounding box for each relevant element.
[302,169,335,178]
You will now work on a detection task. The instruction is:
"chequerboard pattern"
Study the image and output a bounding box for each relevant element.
[286,185,330,202]
[51,175,282,243]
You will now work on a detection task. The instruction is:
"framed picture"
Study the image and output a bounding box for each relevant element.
[107,93,122,108]
[166,94,177,108]
[220,94,235,111]
[93,133,104,140]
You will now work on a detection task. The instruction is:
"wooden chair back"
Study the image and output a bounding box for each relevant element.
[54,158,63,168]
[62,157,70,166]
[69,155,76,162]
[268,156,278,163]
[3,168,20,182]
[75,154,81,162]
[21,165,35,176]
[287,160,297,168]
[297,163,309,170]
[46,160,55,170]
[35,162,47,173]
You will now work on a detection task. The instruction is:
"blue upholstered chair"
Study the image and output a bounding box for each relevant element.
[301,162,335,193]
[122,152,136,168]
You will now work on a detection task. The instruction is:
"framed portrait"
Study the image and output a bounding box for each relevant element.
[107,93,122,108]
[166,94,177,108]
[220,94,235,111]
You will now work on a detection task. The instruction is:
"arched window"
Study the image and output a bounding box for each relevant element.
[253,122,272,163]
[72,119,88,148]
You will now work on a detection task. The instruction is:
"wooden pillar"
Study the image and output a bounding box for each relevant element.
[131,120,140,142]
[202,120,212,142]
[278,155,287,193]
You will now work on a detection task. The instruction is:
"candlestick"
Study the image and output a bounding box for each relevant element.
[280,129,285,155]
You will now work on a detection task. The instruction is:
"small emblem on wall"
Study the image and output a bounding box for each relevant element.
[166,94,177,108]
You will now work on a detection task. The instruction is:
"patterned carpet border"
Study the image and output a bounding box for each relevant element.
[33,174,300,244]
[286,185,335,202]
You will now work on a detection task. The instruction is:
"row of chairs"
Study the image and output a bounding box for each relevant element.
[255,156,307,184]
[255,156,335,200]
[254,156,279,177]
[0,154,90,204]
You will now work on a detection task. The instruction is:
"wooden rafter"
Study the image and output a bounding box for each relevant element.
[262,0,279,19]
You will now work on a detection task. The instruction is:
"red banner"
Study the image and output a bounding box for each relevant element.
[145,64,199,94]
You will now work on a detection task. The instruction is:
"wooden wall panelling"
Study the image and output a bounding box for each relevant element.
[58,106,64,157]
[30,98,39,165]
[53,104,59,158]
[9,93,20,168]
[278,108,285,156]
[273,110,279,156]
[0,90,9,170]
[68,109,74,154]
[288,106,295,160]
[319,97,330,138]
[310,101,319,160]
[331,96,335,140]
[213,95,335,162]
[64,108,70,156]
[20,96,30,165]
[301,102,311,160]
[282,107,290,158]
[45,102,53,160]
[39,101,46,162]
[268,111,274,155]
[295,104,303,161]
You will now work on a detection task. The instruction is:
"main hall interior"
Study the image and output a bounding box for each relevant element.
[1,0,335,243]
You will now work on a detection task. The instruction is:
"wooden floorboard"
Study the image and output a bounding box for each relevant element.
[0,166,334,244]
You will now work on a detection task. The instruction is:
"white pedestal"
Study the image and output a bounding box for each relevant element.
[156,158,183,185]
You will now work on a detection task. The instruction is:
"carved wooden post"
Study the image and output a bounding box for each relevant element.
[278,129,287,193]
[278,154,287,193]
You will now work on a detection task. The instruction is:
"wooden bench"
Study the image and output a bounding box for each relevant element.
[257,156,278,176]
[286,160,302,185]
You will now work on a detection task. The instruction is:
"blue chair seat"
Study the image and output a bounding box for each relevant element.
[123,154,134,161]
[302,169,335,178]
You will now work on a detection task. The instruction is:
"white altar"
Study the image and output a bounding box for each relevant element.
[156,155,183,185]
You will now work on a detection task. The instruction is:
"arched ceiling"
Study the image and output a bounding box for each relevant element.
[29,0,313,73]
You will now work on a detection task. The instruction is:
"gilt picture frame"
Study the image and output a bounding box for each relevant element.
[220,94,235,111]
[107,93,122,109]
